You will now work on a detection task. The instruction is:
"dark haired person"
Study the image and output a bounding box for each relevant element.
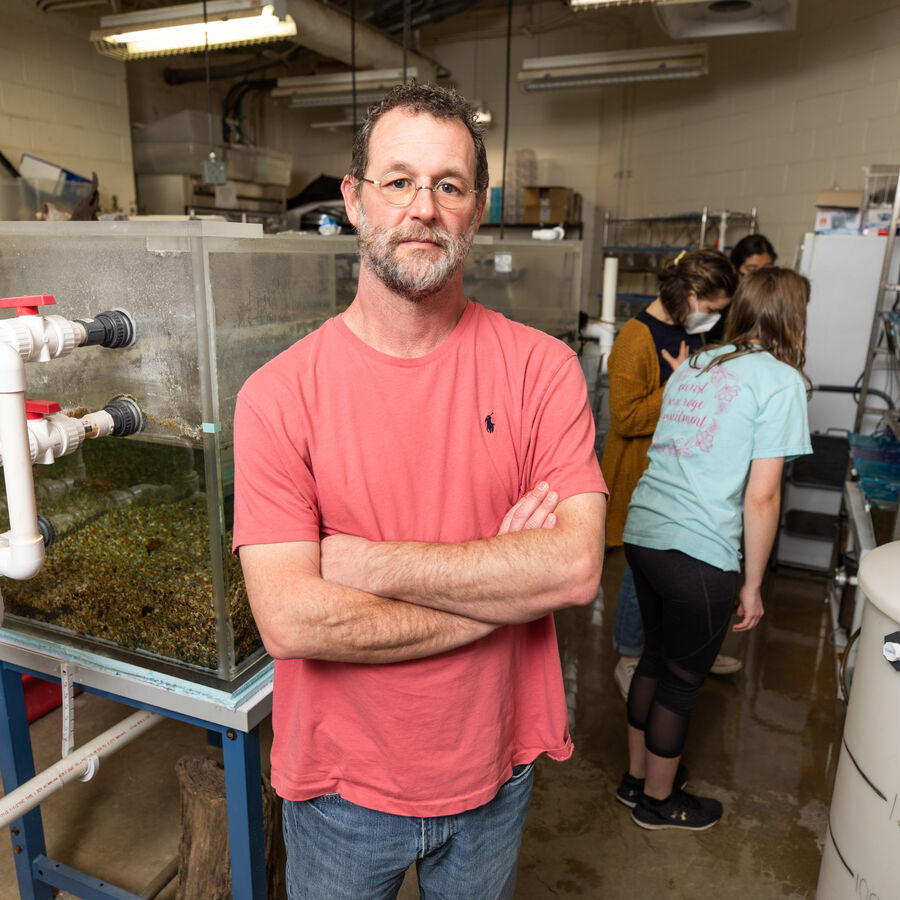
[730,233,777,277]
[621,267,811,831]
[233,83,607,898]
[707,234,777,343]
[603,249,739,708]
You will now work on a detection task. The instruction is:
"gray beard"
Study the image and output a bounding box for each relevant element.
[356,207,477,302]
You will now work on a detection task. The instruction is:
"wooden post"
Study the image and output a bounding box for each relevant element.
[175,755,286,900]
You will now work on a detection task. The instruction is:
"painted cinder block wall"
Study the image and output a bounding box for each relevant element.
[0,0,136,213]
[423,0,900,314]
[3,0,900,316]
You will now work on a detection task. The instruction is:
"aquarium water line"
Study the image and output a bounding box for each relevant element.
[0,294,141,584]
[0,708,163,830]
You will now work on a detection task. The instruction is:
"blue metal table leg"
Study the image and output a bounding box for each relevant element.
[222,726,267,900]
[0,663,53,900]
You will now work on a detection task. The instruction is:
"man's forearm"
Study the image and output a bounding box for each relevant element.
[244,557,497,663]
[368,531,594,622]
[322,493,606,624]
[291,588,498,663]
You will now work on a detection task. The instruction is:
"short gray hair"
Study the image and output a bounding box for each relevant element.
[349,83,489,195]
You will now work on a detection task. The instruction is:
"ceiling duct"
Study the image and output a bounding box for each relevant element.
[517,43,708,92]
[653,0,798,38]
[281,0,439,81]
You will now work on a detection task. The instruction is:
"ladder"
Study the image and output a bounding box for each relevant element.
[854,166,900,539]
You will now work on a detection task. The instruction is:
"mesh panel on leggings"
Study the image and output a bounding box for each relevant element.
[643,659,704,758]
[626,671,657,731]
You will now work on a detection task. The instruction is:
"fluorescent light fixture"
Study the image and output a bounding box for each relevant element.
[273,68,418,109]
[517,44,707,92]
[307,98,490,131]
[569,0,652,9]
[91,0,296,60]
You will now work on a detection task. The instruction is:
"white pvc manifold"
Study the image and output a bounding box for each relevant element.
[0,343,43,581]
[0,409,117,468]
[0,314,84,364]
[0,709,162,830]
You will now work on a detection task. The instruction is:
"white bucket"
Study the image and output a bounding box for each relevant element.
[816,540,900,899]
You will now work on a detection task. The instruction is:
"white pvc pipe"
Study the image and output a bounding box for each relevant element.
[600,256,618,328]
[0,343,43,581]
[0,709,163,830]
[598,257,619,370]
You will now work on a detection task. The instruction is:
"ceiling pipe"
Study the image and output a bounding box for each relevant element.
[164,46,309,84]
[398,0,479,33]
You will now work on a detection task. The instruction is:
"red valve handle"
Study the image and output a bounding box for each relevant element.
[0,294,56,316]
[25,399,61,420]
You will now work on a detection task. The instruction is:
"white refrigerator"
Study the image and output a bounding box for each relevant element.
[775,233,896,571]
[796,232,898,435]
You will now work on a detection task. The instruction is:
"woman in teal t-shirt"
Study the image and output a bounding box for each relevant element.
[620,267,812,832]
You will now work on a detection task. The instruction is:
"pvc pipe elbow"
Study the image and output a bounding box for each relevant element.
[0,533,44,580]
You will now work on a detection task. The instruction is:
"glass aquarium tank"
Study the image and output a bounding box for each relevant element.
[0,222,582,690]
[464,236,582,340]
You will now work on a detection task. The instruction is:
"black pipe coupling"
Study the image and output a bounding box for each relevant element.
[76,309,136,349]
[103,396,144,437]
[37,516,54,548]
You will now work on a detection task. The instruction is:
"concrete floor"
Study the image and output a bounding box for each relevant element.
[0,548,845,899]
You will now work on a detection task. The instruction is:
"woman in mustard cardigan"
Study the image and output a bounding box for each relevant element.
[602,249,737,706]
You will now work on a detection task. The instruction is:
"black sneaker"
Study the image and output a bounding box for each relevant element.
[615,764,688,809]
[631,787,722,831]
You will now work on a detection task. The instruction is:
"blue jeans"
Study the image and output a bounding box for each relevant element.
[612,563,645,657]
[282,762,535,899]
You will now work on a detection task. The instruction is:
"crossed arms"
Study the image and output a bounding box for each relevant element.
[239,484,606,664]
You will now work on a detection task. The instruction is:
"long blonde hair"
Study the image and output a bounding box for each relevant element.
[693,266,809,377]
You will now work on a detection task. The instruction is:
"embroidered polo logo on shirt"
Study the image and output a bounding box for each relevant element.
[484,413,495,434]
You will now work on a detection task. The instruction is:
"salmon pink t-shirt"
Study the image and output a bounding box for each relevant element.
[233,300,606,817]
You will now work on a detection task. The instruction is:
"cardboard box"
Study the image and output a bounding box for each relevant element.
[815,189,863,209]
[523,186,580,224]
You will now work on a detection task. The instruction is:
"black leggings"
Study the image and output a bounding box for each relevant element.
[623,543,738,759]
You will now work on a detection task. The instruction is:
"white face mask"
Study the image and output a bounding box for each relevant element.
[683,298,721,335]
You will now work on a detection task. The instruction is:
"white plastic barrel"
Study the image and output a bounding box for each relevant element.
[817,540,900,900]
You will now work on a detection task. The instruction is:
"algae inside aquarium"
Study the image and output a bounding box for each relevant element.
[0,438,261,675]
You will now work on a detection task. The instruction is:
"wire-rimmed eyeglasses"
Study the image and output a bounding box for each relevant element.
[358,172,477,210]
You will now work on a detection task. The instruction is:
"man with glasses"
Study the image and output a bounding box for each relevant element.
[233,83,607,899]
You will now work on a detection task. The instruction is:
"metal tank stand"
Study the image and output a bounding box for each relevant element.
[0,632,273,900]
